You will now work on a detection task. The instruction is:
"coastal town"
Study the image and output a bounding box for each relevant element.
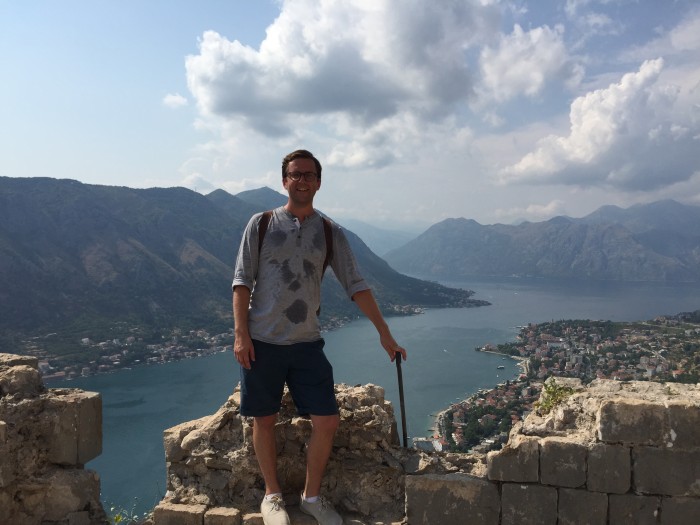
[33,328,236,382]
[25,305,428,382]
[417,310,700,453]
[23,307,700,457]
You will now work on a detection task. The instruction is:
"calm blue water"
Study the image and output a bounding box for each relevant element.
[49,277,700,515]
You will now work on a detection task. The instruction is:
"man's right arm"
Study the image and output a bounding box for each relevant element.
[233,285,254,369]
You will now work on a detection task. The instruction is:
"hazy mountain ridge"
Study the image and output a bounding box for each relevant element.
[384,200,700,282]
[331,218,417,256]
[0,178,477,350]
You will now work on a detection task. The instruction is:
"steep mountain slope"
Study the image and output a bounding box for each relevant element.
[0,178,479,349]
[384,201,700,282]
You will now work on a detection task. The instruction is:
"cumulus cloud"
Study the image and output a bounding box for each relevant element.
[499,58,700,191]
[185,0,501,140]
[495,199,568,223]
[180,173,215,193]
[163,93,188,108]
[620,8,700,62]
[477,24,584,103]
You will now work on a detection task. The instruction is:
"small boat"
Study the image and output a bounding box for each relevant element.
[497,365,505,369]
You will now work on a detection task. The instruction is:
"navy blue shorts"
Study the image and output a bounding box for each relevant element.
[240,338,338,417]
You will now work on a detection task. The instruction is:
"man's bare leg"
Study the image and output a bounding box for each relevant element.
[303,414,340,498]
[253,414,282,495]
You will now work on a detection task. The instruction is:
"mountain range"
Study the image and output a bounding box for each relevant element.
[384,200,700,282]
[0,177,479,352]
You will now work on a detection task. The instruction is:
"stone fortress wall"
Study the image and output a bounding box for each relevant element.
[0,353,105,525]
[2,351,700,524]
[408,378,700,525]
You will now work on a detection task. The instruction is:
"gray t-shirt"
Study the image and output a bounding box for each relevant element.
[233,206,369,344]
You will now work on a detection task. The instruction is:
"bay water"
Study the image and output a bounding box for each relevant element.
[49,277,700,515]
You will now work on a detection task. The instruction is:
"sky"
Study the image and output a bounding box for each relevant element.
[2,0,700,231]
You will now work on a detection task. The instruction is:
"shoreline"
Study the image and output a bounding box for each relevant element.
[476,347,529,375]
[430,356,525,440]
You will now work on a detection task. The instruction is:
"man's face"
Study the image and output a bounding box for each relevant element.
[283,158,321,205]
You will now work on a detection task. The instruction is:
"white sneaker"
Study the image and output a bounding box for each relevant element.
[261,494,290,525]
[299,494,343,525]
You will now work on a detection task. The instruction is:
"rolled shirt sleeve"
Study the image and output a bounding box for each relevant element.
[329,223,370,299]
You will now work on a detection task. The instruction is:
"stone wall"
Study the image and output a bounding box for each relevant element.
[406,378,700,525]
[155,384,430,524]
[5,347,699,525]
[155,378,700,525]
[0,353,105,525]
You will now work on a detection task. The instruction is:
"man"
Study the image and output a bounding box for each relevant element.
[232,149,407,525]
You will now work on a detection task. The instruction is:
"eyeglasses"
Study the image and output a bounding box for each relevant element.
[286,171,319,182]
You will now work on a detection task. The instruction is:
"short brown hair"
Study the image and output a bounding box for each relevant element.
[281,149,322,180]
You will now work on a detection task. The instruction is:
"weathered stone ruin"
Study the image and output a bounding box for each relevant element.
[3,349,700,524]
[0,353,105,525]
[156,377,700,525]
[155,384,420,524]
[408,378,700,525]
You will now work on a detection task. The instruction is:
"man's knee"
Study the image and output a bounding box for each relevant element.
[254,414,278,432]
[311,414,339,434]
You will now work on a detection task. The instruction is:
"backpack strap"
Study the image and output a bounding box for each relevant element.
[321,217,333,275]
[257,210,273,255]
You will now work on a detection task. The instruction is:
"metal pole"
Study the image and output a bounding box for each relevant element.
[395,354,408,448]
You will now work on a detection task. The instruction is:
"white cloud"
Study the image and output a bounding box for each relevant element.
[180,173,215,193]
[620,8,700,62]
[184,1,500,148]
[669,11,700,52]
[477,24,584,103]
[494,199,568,223]
[499,58,700,191]
[162,93,188,108]
[173,0,700,226]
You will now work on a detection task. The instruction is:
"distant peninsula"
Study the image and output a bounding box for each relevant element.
[419,309,700,454]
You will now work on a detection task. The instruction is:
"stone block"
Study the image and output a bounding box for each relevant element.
[75,392,102,465]
[0,460,15,489]
[44,469,101,522]
[597,399,667,445]
[204,506,241,525]
[241,513,264,525]
[501,483,557,525]
[587,443,630,494]
[539,437,587,488]
[154,501,208,525]
[0,364,43,396]
[486,434,539,482]
[49,398,80,465]
[49,391,102,466]
[164,419,204,463]
[609,494,660,525]
[0,353,39,369]
[68,510,91,525]
[666,401,700,449]
[77,391,102,464]
[405,473,500,525]
[660,497,700,525]
[634,446,700,496]
[557,488,607,525]
[0,490,14,523]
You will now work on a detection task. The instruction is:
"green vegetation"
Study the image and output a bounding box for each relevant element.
[534,379,575,415]
[107,499,150,525]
